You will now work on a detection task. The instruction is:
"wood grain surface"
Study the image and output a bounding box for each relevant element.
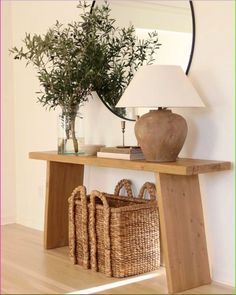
[29,151,231,176]
[156,173,211,293]
[44,161,84,249]
[2,225,234,294]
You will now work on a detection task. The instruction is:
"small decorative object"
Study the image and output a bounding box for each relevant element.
[135,115,140,146]
[117,120,136,149]
[80,144,105,156]
[121,121,126,147]
[10,1,160,154]
[116,65,205,162]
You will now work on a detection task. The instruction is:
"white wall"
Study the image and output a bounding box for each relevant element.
[200,0,234,285]
[3,0,234,287]
[178,1,234,285]
[2,1,16,224]
[9,0,86,230]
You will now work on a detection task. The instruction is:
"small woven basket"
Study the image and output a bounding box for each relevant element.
[89,181,160,278]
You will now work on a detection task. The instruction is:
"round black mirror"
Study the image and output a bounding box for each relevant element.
[91,0,195,121]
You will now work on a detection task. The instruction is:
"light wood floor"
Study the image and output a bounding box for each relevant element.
[1,224,234,294]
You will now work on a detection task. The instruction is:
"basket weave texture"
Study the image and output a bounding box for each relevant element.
[68,185,89,268]
[68,179,160,278]
[68,179,133,268]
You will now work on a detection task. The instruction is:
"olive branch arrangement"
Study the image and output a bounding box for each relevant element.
[10,0,161,153]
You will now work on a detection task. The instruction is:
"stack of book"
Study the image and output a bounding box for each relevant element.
[97,146,145,160]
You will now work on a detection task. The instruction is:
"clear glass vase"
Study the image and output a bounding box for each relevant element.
[57,108,85,154]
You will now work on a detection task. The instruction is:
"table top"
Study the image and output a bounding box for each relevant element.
[29,151,231,176]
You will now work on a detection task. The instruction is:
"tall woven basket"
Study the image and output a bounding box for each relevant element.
[89,181,160,278]
[68,179,133,269]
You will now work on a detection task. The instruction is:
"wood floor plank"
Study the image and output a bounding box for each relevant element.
[1,224,234,294]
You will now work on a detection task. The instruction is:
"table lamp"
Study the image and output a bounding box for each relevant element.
[116,65,205,162]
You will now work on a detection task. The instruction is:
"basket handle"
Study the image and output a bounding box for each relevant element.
[138,182,157,200]
[90,190,112,277]
[68,186,89,269]
[114,179,133,198]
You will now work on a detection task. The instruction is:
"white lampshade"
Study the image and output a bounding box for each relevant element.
[116,65,205,108]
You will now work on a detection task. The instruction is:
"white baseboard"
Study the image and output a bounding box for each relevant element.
[1,216,16,225]
[212,279,235,289]
[16,217,44,231]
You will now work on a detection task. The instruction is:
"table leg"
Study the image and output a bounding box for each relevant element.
[155,173,211,293]
[44,161,84,249]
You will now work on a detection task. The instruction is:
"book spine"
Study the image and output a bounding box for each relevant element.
[100,148,142,154]
[97,152,144,160]
[97,152,130,159]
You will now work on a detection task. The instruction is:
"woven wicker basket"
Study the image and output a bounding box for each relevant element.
[68,185,89,268]
[68,179,133,269]
[89,181,160,278]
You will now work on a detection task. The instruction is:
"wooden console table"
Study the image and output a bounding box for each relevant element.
[29,151,230,293]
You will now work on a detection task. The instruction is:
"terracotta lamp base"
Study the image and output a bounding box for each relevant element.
[135,109,187,162]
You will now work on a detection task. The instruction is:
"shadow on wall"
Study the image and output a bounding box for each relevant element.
[179,108,218,159]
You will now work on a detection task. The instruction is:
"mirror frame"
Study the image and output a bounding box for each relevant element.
[91,0,196,121]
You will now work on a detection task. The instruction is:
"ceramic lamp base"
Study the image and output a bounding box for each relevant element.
[135,109,187,162]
